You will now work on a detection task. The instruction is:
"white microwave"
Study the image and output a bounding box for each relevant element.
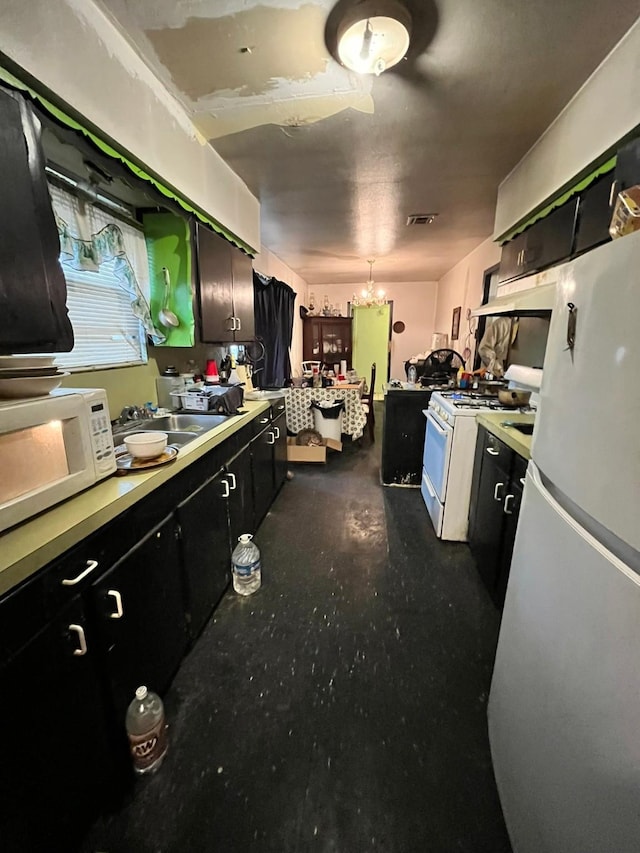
[0,388,116,534]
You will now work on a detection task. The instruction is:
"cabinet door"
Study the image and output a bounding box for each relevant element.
[197,224,235,342]
[226,444,254,547]
[614,136,640,192]
[0,596,115,852]
[498,232,527,283]
[0,87,73,353]
[177,470,231,641]
[273,409,288,490]
[303,317,323,361]
[494,475,524,608]
[230,248,255,341]
[574,172,614,255]
[468,431,511,596]
[251,425,275,528]
[523,198,578,274]
[91,515,188,719]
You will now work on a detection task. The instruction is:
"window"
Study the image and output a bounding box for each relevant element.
[46,183,152,371]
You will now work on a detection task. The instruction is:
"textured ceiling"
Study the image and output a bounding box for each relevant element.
[96,0,640,284]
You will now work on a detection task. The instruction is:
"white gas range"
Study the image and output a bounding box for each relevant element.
[421,391,531,541]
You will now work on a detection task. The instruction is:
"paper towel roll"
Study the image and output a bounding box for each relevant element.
[340,360,347,375]
[504,364,543,390]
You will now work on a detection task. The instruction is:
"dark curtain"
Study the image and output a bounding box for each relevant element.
[253,271,296,387]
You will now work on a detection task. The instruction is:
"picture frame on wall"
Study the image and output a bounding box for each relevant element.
[451,306,461,340]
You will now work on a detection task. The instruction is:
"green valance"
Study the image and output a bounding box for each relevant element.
[497,156,617,244]
[0,64,256,257]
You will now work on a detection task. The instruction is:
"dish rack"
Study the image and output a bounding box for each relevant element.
[170,387,219,412]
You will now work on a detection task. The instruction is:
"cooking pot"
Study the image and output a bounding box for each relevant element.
[498,389,531,407]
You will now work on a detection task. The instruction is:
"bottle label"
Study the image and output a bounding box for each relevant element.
[128,717,168,772]
[233,558,261,578]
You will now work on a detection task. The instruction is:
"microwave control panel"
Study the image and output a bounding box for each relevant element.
[89,400,116,475]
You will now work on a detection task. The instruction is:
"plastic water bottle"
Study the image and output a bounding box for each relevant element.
[125,685,168,775]
[232,534,262,596]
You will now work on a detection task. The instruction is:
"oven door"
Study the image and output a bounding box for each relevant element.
[423,408,454,502]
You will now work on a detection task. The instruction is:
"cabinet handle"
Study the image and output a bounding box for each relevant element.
[221,479,230,498]
[228,316,237,331]
[486,447,499,456]
[519,477,526,486]
[61,559,99,586]
[227,472,237,490]
[107,589,124,619]
[277,404,285,411]
[267,431,275,445]
[504,494,515,515]
[494,482,504,501]
[259,417,269,425]
[235,316,241,331]
[273,425,280,439]
[69,624,88,656]
[609,179,619,208]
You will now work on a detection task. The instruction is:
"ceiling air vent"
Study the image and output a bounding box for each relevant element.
[406,213,438,226]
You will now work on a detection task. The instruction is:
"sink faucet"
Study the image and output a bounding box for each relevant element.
[118,405,150,425]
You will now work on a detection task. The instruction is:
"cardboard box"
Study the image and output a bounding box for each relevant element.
[286,436,342,463]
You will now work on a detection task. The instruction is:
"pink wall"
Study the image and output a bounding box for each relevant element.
[434,237,501,369]
[302,281,438,380]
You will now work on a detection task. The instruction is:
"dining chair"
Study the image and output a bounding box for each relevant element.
[361,362,376,442]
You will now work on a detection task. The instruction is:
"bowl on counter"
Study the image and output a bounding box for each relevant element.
[124,432,168,459]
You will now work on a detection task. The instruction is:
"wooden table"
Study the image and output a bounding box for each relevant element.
[283,387,367,439]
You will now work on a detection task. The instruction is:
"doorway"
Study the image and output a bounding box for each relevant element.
[351,304,392,400]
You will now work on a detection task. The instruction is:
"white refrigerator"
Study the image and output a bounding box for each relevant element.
[488,231,640,853]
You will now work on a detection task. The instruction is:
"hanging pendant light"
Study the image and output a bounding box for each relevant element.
[352,259,387,306]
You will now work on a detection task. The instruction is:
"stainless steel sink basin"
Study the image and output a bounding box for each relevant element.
[136,414,229,432]
[113,413,230,448]
[502,421,535,435]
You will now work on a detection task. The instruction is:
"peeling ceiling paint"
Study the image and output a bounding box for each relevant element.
[95,0,640,284]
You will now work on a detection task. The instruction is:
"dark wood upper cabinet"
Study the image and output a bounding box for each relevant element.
[196,223,254,343]
[614,136,640,192]
[0,86,73,354]
[574,172,614,255]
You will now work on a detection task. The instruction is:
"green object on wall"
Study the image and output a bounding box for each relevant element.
[143,212,195,347]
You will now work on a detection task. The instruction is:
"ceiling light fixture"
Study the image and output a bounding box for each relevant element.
[352,259,387,306]
[331,1,411,76]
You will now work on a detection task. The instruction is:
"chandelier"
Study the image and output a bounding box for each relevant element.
[352,259,387,307]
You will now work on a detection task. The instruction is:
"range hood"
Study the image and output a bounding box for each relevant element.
[471,263,566,317]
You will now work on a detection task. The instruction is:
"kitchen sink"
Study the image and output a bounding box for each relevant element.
[134,414,229,432]
[112,413,230,448]
[502,421,534,435]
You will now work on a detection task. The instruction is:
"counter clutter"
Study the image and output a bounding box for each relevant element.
[0,399,273,596]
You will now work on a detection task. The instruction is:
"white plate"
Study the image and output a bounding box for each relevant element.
[0,372,70,399]
[0,356,57,369]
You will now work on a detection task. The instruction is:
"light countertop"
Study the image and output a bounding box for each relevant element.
[0,401,271,597]
[476,411,536,460]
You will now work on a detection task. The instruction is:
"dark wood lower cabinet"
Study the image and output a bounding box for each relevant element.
[91,515,189,720]
[469,426,527,608]
[177,470,232,641]
[382,388,433,485]
[226,443,254,547]
[0,407,287,850]
[0,596,116,853]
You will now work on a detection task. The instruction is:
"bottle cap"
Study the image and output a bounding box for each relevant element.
[135,686,148,700]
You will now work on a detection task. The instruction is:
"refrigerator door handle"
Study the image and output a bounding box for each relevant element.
[565,302,577,352]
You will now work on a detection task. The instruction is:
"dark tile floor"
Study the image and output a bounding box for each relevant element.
[82,408,512,853]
